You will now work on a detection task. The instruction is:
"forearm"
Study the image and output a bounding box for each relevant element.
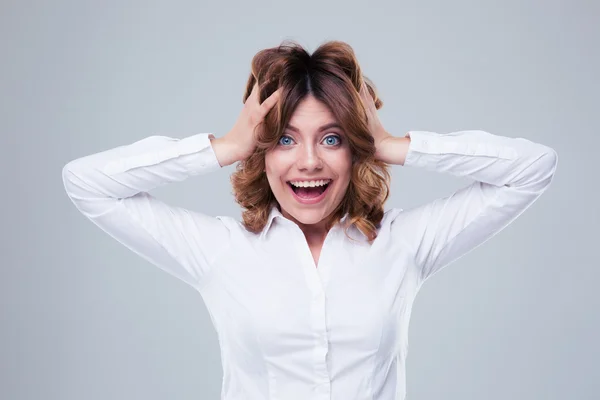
[62,133,221,203]
[401,130,557,190]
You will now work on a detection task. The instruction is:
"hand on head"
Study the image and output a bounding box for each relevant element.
[224,82,282,161]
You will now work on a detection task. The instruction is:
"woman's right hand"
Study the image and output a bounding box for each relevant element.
[212,82,282,167]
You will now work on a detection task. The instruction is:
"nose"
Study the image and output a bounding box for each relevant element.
[295,144,323,171]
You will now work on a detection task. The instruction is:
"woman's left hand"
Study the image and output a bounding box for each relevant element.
[358,82,395,163]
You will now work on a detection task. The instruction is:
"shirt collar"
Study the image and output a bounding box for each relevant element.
[259,203,358,240]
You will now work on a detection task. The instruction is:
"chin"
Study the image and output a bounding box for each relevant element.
[294,212,327,224]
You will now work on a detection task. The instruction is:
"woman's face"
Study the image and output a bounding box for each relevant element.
[264,95,352,231]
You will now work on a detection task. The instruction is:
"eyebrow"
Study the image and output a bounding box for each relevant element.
[285,122,342,132]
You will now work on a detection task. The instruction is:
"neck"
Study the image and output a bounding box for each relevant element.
[279,207,330,242]
[298,223,329,245]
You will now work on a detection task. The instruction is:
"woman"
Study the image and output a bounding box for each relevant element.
[62,40,558,400]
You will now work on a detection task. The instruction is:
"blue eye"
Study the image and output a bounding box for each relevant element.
[323,135,341,146]
[278,135,294,146]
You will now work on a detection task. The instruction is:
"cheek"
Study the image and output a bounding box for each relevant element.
[264,155,277,179]
[265,153,292,180]
[264,151,282,172]
[264,159,285,192]
[335,153,353,180]
[337,161,353,193]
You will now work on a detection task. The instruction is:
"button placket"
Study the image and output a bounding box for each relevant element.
[291,223,332,389]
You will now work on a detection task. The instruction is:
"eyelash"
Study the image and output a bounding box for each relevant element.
[277,134,342,147]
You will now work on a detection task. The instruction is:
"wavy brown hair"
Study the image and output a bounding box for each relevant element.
[230,39,391,243]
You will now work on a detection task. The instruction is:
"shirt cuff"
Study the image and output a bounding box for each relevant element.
[179,133,224,174]
[403,131,439,168]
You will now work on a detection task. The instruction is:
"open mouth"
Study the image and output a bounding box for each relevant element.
[286,181,332,202]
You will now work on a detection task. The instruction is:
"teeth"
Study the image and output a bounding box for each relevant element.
[289,179,331,188]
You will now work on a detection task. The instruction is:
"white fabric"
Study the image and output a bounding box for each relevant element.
[62,129,558,399]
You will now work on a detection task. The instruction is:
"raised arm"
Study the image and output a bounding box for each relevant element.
[391,130,558,286]
[62,83,281,291]
[62,133,234,291]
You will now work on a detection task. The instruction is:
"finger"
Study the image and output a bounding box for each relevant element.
[244,82,258,106]
[259,88,282,113]
[249,81,259,101]
[359,81,368,96]
[361,84,375,109]
[358,84,368,103]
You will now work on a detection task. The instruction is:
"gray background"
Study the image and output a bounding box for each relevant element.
[1,0,597,399]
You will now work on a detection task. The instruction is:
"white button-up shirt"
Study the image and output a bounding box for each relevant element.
[62,129,558,400]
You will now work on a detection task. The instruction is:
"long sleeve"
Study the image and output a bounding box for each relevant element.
[393,130,558,286]
[61,132,231,291]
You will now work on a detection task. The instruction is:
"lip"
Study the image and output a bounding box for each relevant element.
[287,181,331,205]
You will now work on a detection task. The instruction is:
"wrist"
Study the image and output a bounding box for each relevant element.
[210,136,242,167]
